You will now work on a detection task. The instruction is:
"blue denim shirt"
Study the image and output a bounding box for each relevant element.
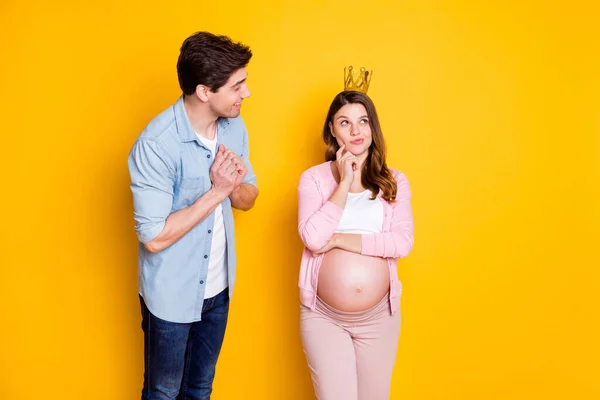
[128,96,257,323]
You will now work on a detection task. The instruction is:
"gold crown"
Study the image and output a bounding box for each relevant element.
[344,66,372,93]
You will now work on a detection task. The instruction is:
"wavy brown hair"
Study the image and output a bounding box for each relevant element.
[323,91,397,201]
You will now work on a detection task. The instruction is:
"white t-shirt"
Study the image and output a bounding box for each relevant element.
[335,189,384,234]
[195,132,228,299]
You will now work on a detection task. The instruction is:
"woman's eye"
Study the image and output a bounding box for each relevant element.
[360,119,369,124]
[340,120,348,126]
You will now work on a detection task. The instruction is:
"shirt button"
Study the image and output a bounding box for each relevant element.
[208,230,212,234]
[207,154,211,158]
[204,255,208,259]
[200,280,204,284]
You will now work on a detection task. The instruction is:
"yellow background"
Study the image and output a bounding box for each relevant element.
[1,1,598,399]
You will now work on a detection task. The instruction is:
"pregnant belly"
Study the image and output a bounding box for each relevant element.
[317,248,390,312]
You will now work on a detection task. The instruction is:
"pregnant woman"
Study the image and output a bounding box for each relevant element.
[297,79,414,400]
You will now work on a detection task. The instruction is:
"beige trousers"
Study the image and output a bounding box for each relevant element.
[300,294,401,400]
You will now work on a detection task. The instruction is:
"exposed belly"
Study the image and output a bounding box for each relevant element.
[317,248,390,312]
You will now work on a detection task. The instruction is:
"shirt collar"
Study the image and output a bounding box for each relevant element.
[173,96,230,143]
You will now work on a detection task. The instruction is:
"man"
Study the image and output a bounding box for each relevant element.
[127,31,258,400]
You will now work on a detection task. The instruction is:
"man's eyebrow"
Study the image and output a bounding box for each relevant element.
[231,78,246,87]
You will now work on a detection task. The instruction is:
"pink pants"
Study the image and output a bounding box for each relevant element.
[300,294,401,400]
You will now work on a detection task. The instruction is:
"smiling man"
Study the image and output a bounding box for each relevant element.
[127,32,258,400]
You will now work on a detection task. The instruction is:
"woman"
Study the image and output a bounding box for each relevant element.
[297,90,414,400]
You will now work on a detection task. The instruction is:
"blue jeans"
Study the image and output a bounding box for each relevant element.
[140,289,229,400]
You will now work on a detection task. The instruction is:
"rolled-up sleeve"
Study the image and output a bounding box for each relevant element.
[240,124,257,188]
[128,139,176,244]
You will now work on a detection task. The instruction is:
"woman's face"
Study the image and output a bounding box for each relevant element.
[329,103,372,157]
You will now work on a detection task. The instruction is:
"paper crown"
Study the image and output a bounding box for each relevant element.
[344,66,372,93]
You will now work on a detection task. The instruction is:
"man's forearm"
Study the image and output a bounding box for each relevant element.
[145,188,226,253]
[230,184,258,211]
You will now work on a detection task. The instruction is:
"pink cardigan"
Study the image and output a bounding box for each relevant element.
[297,161,414,314]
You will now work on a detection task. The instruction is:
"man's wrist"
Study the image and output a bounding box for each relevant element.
[209,186,228,202]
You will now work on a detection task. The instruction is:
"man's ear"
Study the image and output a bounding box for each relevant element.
[195,85,211,102]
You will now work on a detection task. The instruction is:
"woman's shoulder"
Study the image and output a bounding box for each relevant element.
[300,161,333,181]
[388,167,409,183]
[386,167,412,200]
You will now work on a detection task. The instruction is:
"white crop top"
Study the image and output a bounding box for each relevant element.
[335,189,384,234]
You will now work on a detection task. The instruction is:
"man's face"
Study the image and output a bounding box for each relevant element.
[207,68,251,119]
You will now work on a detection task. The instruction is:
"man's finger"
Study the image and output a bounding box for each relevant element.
[224,162,237,175]
[220,158,233,168]
[235,161,247,171]
[213,148,226,167]
[224,149,236,160]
